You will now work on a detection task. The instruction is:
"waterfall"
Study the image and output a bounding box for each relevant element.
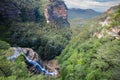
[7,47,58,76]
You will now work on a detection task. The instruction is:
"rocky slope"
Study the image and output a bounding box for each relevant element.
[44,0,70,28]
[94,5,120,39]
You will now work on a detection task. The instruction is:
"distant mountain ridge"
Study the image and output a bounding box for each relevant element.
[68,8,102,19]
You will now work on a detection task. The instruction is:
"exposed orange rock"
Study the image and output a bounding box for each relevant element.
[44,0,69,27]
[42,59,60,74]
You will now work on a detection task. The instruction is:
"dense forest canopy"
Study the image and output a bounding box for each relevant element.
[0,0,120,80]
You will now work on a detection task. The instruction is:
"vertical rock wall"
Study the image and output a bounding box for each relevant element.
[44,0,70,28]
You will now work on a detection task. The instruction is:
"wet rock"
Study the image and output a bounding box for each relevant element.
[7,47,59,76]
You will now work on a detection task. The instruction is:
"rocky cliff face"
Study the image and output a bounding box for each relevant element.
[94,5,120,39]
[0,0,69,27]
[44,0,70,28]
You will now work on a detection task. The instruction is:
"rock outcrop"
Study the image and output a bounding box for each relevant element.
[107,27,120,39]
[95,4,120,39]
[99,4,120,27]
[8,47,41,62]
[99,16,112,27]
[44,0,70,28]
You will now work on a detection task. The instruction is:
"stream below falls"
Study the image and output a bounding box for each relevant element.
[7,47,58,76]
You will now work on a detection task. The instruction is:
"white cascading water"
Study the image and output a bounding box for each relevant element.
[7,47,58,76]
